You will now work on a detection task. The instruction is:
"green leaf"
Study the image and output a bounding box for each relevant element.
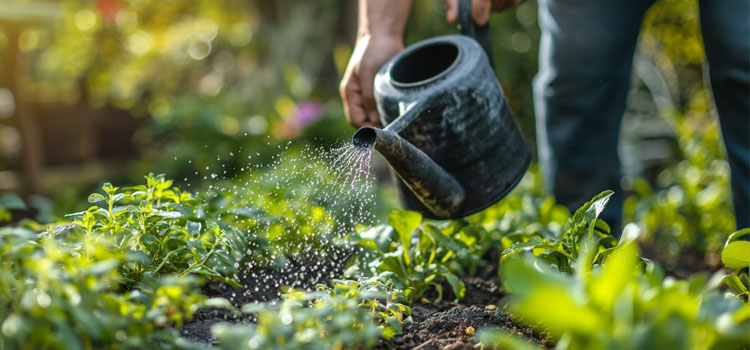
[55,322,83,350]
[500,257,567,296]
[87,193,106,203]
[721,275,749,294]
[354,238,381,252]
[722,241,750,269]
[1,194,27,210]
[379,255,408,281]
[515,285,602,337]
[588,191,613,219]
[89,259,119,276]
[167,238,188,250]
[203,298,241,316]
[385,317,402,334]
[156,211,183,219]
[444,273,465,301]
[126,251,152,265]
[478,328,543,350]
[500,236,544,261]
[563,190,614,233]
[186,221,202,235]
[387,210,422,266]
[589,242,638,311]
[359,225,394,253]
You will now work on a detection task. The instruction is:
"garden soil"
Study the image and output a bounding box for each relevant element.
[181,274,550,349]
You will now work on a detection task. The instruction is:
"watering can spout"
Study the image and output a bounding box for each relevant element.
[353,126,465,217]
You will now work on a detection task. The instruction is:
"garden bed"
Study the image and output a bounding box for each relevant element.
[183,276,550,350]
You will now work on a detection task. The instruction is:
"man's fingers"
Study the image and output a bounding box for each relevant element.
[446,0,495,26]
[340,75,370,128]
[367,109,382,128]
[473,0,491,26]
[445,0,458,23]
[347,93,370,128]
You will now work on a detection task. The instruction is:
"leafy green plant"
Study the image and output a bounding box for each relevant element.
[212,288,383,350]
[65,173,242,287]
[325,278,411,338]
[500,191,618,273]
[345,210,469,304]
[0,227,205,350]
[497,242,750,349]
[721,228,750,303]
[624,108,736,261]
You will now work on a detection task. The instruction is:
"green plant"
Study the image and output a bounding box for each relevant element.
[721,228,750,303]
[345,210,469,304]
[66,173,242,287]
[325,278,411,338]
[0,227,205,350]
[212,288,383,350]
[496,242,750,349]
[500,191,618,274]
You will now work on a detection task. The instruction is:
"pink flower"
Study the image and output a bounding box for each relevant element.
[292,101,324,128]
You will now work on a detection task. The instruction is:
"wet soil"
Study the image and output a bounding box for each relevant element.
[181,255,350,343]
[372,277,549,350]
[181,274,550,349]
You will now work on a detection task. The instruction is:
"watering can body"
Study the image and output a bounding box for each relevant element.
[353,0,530,219]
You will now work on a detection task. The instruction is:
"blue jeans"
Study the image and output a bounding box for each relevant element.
[534,0,750,234]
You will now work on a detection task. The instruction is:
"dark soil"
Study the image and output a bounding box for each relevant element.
[372,277,549,350]
[182,254,351,343]
[181,273,550,349]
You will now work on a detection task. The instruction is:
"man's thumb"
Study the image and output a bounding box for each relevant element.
[445,0,458,23]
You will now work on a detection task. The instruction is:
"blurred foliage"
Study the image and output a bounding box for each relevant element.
[494,243,749,350]
[0,226,206,350]
[624,0,737,263]
[0,0,353,179]
[65,173,244,287]
[213,288,383,350]
[345,209,472,304]
[213,279,413,350]
[0,0,746,349]
[720,229,750,303]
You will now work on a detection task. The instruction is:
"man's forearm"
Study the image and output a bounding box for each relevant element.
[358,0,412,39]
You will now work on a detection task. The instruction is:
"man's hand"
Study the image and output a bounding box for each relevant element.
[339,0,411,129]
[339,35,403,128]
[445,0,523,26]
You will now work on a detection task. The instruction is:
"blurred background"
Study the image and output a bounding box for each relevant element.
[0,0,735,265]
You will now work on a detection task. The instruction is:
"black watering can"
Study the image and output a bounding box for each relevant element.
[352,0,531,219]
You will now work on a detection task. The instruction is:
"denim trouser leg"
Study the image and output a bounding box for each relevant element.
[534,0,654,234]
[700,0,750,230]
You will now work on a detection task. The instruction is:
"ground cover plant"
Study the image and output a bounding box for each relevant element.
[2,165,748,350]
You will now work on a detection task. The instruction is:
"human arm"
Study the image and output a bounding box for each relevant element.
[339,0,412,128]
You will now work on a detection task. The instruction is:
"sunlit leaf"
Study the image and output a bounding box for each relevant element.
[387,210,422,265]
[722,241,750,269]
[87,193,106,204]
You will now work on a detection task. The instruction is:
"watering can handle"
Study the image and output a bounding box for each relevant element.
[458,0,495,69]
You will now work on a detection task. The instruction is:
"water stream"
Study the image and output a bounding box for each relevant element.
[195,141,377,304]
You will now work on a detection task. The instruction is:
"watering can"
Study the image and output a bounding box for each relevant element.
[352,0,531,219]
